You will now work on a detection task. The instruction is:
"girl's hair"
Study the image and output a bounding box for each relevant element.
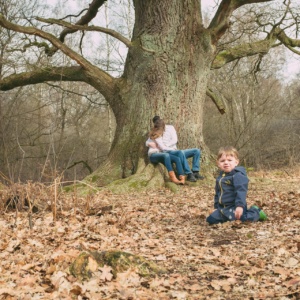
[217,146,239,160]
[149,119,166,140]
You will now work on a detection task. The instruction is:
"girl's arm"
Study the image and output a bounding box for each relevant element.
[146,138,157,148]
[155,137,175,151]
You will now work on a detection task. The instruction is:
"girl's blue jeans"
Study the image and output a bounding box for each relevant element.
[149,151,184,175]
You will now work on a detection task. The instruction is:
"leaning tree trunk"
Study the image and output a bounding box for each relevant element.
[84,0,216,192]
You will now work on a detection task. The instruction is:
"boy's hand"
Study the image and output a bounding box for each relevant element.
[235,207,243,220]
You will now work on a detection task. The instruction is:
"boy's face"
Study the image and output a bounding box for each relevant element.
[217,154,239,173]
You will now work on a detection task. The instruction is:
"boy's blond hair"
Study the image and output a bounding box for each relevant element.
[217,146,239,160]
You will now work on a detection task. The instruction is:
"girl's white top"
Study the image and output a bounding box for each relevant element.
[146,125,177,151]
[146,137,176,156]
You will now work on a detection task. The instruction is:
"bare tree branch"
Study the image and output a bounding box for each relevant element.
[60,8,89,21]
[45,0,107,55]
[211,30,278,69]
[59,0,107,41]
[66,160,93,174]
[276,27,300,49]
[0,15,96,71]
[208,0,274,44]
[36,17,132,48]
[286,44,300,55]
[7,40,51,53]
[206,88,226,114]
[45,82,107,106]
[0,15,117,97]
[0,66,87,91]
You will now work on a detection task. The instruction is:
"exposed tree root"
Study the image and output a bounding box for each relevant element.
[72,149,217,195]
[105,159,176,194]
[72,159,178,195]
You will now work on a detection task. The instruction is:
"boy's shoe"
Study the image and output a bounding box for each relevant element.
[193,171,205,180]
[186,173,197,182]
[252,205,267,221]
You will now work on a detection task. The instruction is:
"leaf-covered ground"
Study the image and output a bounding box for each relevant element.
[0,169,300,300]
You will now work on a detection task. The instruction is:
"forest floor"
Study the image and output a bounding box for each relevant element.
[0,168,300,300]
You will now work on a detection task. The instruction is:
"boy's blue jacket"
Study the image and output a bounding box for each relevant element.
[214,167,248,210]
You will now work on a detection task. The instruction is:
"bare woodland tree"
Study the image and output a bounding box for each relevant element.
[0,0,300,190]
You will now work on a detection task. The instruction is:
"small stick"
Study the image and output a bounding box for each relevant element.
[85,180,92,215]
[51,181,54,214]
[27,182,33,230]
[54,178,57,224]
[74,167,77,216]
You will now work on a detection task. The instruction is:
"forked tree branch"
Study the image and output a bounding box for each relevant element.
[7,41,51,54]
[36,17,132,48]
[276,27,300,48]
[211,36,277,69]
[208,0,274,44]
[66,160,93,174]
[43,0,107,56]
[0,15,116,96]
[212,27,300,69]
[58,0,107,42]
[0,15,95,71]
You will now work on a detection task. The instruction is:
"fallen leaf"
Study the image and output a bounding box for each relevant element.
[21,263,35,271]
[117,268,140,287]
[150,277,165,289]
[88,257,98,272]
[211,282,221,290]
[46,265,56,275]
[70,283,86,295]
[284,277,300,287]
[99,265,113,281]
[274,267,290,276]
[284,257,298,267]
[188,284,204,291]
[0,289,14,296]
[222,285,231,292]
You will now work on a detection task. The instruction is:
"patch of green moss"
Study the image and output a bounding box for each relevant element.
[185,181,203,187]
[165,182,179,193]
[70,251,167,280]
[63,185,74,193]
[131,39,139,47]
[91,175,100,183]
[128,180,148,189]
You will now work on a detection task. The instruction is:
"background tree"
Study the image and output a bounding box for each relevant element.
[0,0,300,192]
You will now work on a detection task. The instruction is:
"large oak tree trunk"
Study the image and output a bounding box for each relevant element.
[84,0,216,190]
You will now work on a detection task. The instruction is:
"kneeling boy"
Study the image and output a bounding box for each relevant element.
[207,146,267,225]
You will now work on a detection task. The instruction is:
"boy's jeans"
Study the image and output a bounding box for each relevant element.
[207,205,260,224]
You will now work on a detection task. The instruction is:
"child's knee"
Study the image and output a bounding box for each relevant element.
[207,215,217,224]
